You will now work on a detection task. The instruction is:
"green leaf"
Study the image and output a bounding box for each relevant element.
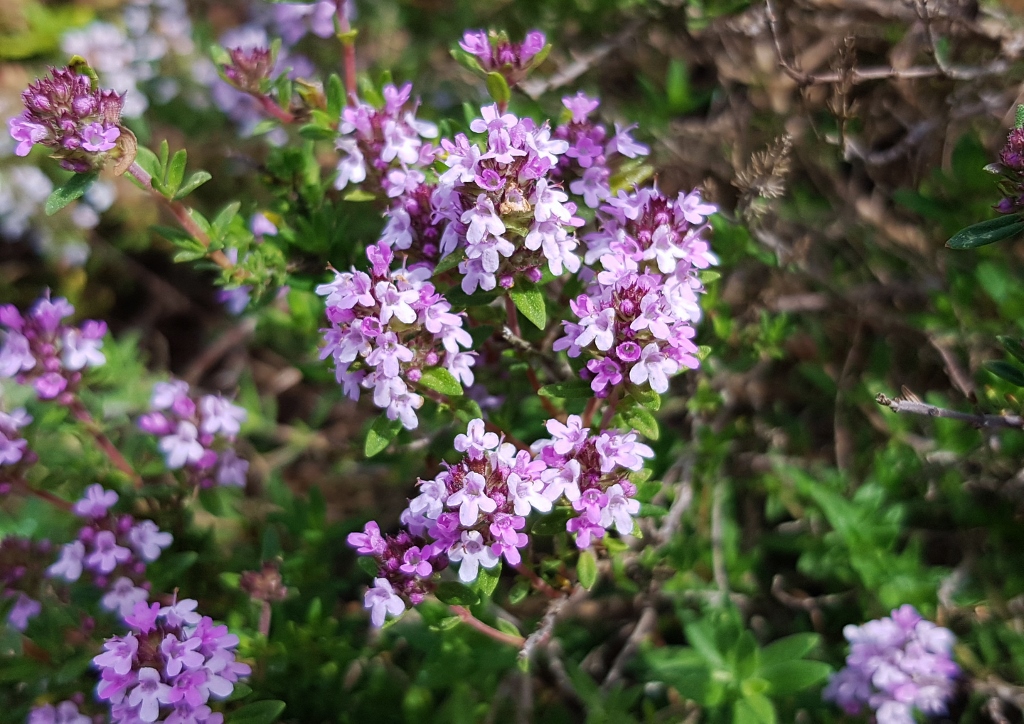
[165,149,187,196]
[623,405,659,440]
[365,414,402,457]
[326,73,345,119]
[45,172,99,215]
[212,201,241,239]
[699,270,721,284]
[435,581,479,606]
[472,561,501,598]
[538,380,593,399]
[1016,104,1024,130]
[356,556,379,577]
[418,367,463,396]
[432,249,466,277]
[530,506,573,535]
[229,700,286,724]
[485,72,511,105]
[999,336,1024,366]
[495,618,520,636]
[758,633,821,667]
[733,695,776,724]
[509,284,547,330]
[135,146,162,178]
[577,549,598,590]
[758,661,832,696]
[158,139,170,172]
[946,214,1024,249]
[343,189,376,202]
[985,360,1024,387]
[432,615,461,631]
[628,385,661,411]
[299,124,337,141]
[174,171,213,200]
[508,579,530,605]
[225,683,253,702]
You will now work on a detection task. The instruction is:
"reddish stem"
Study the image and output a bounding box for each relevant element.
[335,0,358,105]
[257,94,295,124]
[505,295,563,420]
[449,605,525,647]
[581,397,600,428]
[70,400,143,487]
[598,385,622,430]
[127,162,235,272]
[11,480,73,511]
[258,601,272,637]
[514,563,561,600]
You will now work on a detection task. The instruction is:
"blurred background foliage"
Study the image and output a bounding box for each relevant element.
[5,0,1024,722]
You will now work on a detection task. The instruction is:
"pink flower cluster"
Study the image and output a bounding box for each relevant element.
[0,407,33,495]
[556,186,717,396]
[458,29,548,86]
[47,485,172,617]
[333,82,438,193]
[348,416,650,626]
[1,537,51,632]
[552,92,651,209]
[532,415,651,548]
[93,598,250,724]
[138,381,249,489]
[317,242,475,429]
[0,292,107,401]
[824,605,960,724]
[8,66,125,172]
[432,104,584,292]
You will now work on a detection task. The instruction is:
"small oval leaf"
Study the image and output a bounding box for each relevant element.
[946,214,1024,250]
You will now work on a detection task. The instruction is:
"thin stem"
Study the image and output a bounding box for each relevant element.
[513,563,562,600]
[876,393,1024,429]
[335,0,358,105]
[127,162,235,272]
[505,296,563,420]
[711,479,729,606]
[581,397,600,428]
[70,400,143,487]
[11,480,73,511]
[256,94,295,124]
[450,605,525,647]
[417,386,530,451]
[258,601,272,637]
[598,385,622,430]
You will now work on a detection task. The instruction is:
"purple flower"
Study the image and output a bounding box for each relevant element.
[128,667,173,722]
[453,419,500,459]
[162,634,204,676]
[563,92,600,124]
[365,577,405,627]
[8,112,47,156]
[347,521,386,555]
[128,521,173,562]
[448,530,499,583]
[101,577,149,617]
[5,592,40,631]
[73,484,118,518]
[48,540,86,581]
[399,546,434,577]
[824,606,959,721]
[199,395,246,436]
[160,421,205,469]
[80,122,120,152]
[446,471,497,526]
[87,530,132,574]
[94,632,139,675]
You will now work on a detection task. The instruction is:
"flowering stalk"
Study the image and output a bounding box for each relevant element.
[125,163,235,273]
[71,400,143,487]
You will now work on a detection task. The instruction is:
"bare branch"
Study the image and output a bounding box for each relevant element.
[876,393,1024,430]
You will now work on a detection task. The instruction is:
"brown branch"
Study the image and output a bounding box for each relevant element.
[764,0,1008,86]
[876,393,1024,430]
[10,480,73,512]
[601,606,657,691]
[183,317,257,385]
